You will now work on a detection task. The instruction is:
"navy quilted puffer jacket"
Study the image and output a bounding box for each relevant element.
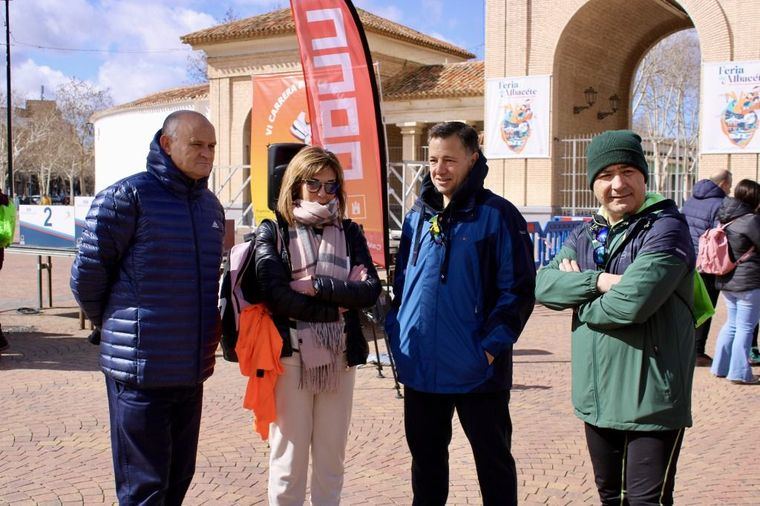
[681,179,726,251]
[71,130,225,388]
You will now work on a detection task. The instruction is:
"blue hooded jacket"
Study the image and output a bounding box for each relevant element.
[385,152,536,393]
[681,179,726,251]
[71,130,225,388]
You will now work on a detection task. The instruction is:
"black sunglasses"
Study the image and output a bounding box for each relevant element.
[304,179,340,195]
[592,226,609,267]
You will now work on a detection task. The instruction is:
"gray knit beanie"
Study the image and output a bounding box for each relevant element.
[586,130,649,188]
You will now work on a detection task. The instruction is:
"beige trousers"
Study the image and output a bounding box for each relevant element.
[268,354,356,506]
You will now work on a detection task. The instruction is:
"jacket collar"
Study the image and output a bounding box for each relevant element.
[592,193,678,232]
[414,149,489,216]
[146,129,209,197]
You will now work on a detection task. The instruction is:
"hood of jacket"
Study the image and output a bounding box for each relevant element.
[416,149,489,214]
[691,179,726,200]
[146,129,210,198]
[718,197,754,223]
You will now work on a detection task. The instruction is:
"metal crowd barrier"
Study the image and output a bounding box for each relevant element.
[526,220,587,267]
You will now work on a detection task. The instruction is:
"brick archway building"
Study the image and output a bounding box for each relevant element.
[486,0,757,219]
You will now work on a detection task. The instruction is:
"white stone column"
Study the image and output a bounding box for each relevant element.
[399,121,426,161]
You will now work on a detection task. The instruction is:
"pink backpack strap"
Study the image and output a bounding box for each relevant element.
[229,241,255,330]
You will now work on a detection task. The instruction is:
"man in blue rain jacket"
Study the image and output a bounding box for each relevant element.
[386,121,536,506]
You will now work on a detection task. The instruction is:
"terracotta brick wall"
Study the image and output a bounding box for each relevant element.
[486,0,759,212]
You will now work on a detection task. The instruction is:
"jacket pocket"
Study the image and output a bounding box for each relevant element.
[435,320,490,389]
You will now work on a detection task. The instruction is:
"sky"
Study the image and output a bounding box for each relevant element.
[3,0,485,106]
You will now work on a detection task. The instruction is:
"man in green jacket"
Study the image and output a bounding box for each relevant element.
[535,130,696,505]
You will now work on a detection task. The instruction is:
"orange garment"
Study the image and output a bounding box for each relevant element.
[236,303,284,440]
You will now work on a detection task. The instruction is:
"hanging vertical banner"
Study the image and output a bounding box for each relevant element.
[290,0,389,267]
[251,72,310,223]
[484,75,551,159]
[702,60,760,154]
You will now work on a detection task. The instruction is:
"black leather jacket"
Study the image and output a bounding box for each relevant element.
[253,214,381,366]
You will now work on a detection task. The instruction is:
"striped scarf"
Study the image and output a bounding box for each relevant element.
[290,199,349,392]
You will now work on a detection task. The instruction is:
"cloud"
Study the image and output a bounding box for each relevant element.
[8,0,218,104]
[10,59,71,101]
[105,2,216,53]
[96,57,188,104]
[352,0,403,22]
[11,0,102,52]
[421,0,444,23]
[429,32,455,45]
[229,0,289,7]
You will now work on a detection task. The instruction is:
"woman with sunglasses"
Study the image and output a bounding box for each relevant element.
[710,178,760,384]
[252,146,381,505]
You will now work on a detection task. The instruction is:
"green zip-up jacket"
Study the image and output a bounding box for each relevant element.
[535,195,697,431]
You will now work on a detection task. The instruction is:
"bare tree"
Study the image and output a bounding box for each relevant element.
[632,30,700,194]
[23,107,72,198]
[54,78,113,197]
[0,92,51,194]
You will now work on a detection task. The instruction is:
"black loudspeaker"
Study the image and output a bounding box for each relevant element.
[267,143,307,212]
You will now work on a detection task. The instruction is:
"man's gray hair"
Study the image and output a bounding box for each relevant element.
[709,169,732,186]
[161,110,207,139]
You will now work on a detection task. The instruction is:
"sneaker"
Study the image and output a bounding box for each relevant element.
[695,353,713,367]
[749,348,760,366]
[730,376,760,385]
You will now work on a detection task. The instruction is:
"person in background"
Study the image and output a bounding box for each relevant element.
[253,146,381,505]
[710,178,760,384]
[535,130,696,505]
[71,110,225,504]
[0,189,9,352]
[681,169,732,366]
[386,121,536,506]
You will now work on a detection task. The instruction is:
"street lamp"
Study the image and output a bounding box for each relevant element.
[573,86,598,114]
[597,94,621,120]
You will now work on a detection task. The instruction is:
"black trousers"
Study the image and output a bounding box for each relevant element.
[404,386,517,506]
[106,375,204,506]
[695,272,720,354]
[585,423,685,506]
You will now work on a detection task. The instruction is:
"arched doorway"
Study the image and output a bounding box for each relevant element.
[550,0,699,215]
[485,0,744,220]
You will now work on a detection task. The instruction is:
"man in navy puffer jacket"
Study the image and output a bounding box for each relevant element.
[71,110,224,505]
[681,170,731,366]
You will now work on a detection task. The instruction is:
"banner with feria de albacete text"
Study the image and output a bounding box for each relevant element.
[702,60,760,154]
[290,0,389,268]
[484,75,551,159]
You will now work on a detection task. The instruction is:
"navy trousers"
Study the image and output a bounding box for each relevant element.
[105,376,204,506]
[404,387,517,506]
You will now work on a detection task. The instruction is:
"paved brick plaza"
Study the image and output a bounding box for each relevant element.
[1,252,758,505]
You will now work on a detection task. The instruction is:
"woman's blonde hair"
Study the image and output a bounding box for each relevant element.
[276,146,347,225]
